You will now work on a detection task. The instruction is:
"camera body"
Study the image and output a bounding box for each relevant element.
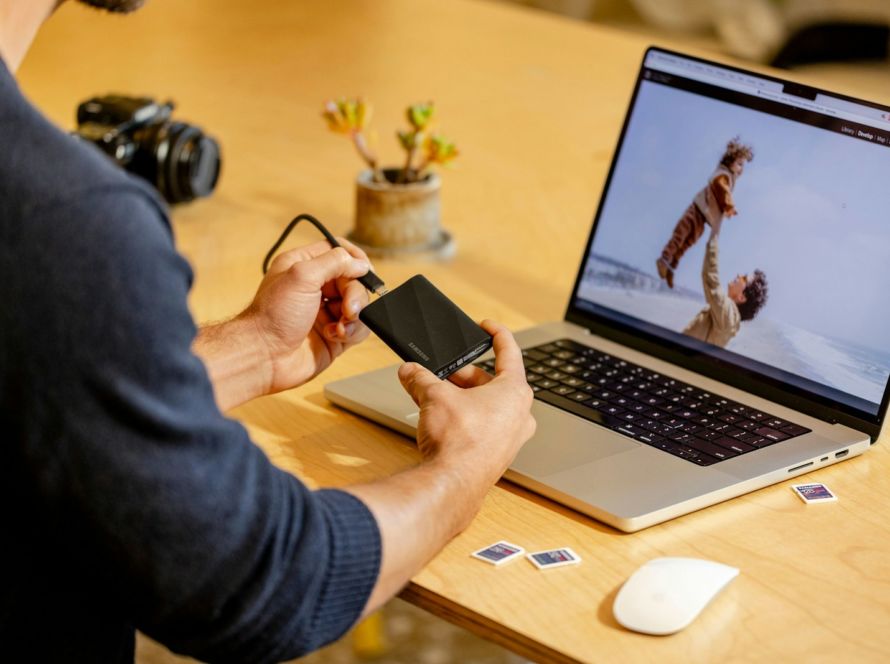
[74,95,221,204]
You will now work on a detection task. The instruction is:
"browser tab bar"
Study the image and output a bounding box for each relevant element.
[644,50,890,132]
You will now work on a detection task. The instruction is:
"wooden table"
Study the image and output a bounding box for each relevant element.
[20,1,890,661]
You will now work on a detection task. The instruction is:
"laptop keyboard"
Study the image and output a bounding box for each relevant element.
[476,338,811,467]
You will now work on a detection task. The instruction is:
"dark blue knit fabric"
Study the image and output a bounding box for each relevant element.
[0,61,380,663]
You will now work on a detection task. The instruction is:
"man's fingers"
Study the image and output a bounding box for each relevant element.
[398,362,446,406]
[322,277,368,320]
[479,320,525,379]
[294,247,369,290]
[267,239,338,274]
[448,365,493,388]
[336,236,371,264]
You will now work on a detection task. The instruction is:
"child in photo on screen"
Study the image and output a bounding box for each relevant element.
[656,137,754,288]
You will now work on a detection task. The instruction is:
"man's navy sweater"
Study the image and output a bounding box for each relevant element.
[0,61,380,662]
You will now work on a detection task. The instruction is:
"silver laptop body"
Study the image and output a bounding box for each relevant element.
[326,47,889,532]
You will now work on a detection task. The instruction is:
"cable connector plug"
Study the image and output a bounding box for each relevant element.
[359,270,388,296]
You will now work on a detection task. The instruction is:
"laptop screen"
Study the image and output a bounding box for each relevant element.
[570,48,890,419]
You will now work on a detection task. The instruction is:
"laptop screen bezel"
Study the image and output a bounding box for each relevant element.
[564,45,890,440]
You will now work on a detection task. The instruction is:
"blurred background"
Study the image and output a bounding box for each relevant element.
[492,0,890,71]
[125,0,889,662]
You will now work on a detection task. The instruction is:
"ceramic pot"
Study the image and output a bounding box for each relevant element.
[349,168,454,258]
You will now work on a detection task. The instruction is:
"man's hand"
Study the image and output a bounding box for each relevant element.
[397,319,537,490]
[243,238,373,394]
[194,238,373,411]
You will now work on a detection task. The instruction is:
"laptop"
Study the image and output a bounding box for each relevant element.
[325,47,890,532]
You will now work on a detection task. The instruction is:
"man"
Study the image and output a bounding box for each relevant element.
[682,216,769,348]
[0,1,536,662]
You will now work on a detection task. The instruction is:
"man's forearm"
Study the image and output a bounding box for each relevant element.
[193,315,273,411]
[345,459,490,616]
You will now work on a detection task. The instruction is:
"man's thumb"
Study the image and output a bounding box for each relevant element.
[398,362,441,406]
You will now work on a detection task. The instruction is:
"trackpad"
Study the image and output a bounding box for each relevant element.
[510,401,637,477]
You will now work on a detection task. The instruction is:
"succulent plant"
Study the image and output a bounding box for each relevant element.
[323,98,458,184]
[322,98,383,182]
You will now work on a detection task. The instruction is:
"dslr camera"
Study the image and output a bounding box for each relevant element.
[74,95,221,204]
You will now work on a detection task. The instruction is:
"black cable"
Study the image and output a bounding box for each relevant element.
[262,213,387,295]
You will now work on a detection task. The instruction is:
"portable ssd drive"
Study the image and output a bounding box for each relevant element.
[359,275,493,379]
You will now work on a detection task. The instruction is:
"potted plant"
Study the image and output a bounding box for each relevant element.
[322,98,458,257]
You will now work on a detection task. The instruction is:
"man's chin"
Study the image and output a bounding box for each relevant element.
[75,0,146,13]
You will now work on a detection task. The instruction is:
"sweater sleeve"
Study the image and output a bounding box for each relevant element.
[701,235,736,331]
[14,186,380,662]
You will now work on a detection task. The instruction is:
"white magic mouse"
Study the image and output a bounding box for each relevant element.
[612,557,739,635]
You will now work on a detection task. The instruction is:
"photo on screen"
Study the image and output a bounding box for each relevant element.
[576,79,890,407]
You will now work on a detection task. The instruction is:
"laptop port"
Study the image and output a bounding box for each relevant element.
[788,461,814,473]
[835,449,849,459]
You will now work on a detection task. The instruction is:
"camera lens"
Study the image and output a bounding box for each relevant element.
[131,121,221,204]
[160,123,221,204]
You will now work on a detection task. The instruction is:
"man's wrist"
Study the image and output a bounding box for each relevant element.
[193,313,275,410]
[423,454,496,531]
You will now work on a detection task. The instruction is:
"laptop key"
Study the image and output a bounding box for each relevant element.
[569,391,589,402]
[551,385,576,396]
[687,454,718,466]
[714,437,755,454]
[684,438,737,460]
[523,349,548,361]
[781,423,810,437]
[755,427,790,442]
[616,424,644,438]
[536,379,558,390]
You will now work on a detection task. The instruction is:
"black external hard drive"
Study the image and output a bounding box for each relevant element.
[359,275,493,379]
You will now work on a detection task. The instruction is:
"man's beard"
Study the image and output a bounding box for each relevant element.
[75,0,146,13]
